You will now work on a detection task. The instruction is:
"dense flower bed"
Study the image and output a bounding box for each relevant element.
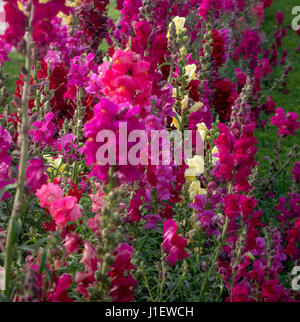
[0,0,299,302]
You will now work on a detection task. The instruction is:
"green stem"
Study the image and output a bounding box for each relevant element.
[3,34,32,298]
[199,216,229,299]
[163,263,187,302]
[257,144,299,201]
[141,265,154,302]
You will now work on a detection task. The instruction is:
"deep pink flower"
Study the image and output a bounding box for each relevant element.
[0,125,12,200]
[99,50,152,108]
[240,195,257,218]
[67,53,96,90]
[263,0,272,8]
[198,0,211,21]
[0,37,12,65]
[224,194,240,219]
[29,113,58,149]
[0,161,12,201]
[144,214,162,230]
[291,161,300,184]
[36,182,63,209]
[262,96,276,115]
[284,218,300,260]
[270,107,300,137]
[235,28,261,69]
[262,280,290,302]
[109,243,137,302]
[230,284,251,302]
[162,219,189,266]
[0,124,12,165]
[275,11,284,25]
[87,213,102,236]
[90,183,105,213]
[3,0,70,58]
[47,274,73,302]
[3,0,27,47]
[234,68,247,92]
[132,21,151,54]
[80,241,99,273]
[50,196,82,229]
[83,97,145,183]
[64,232,80,254]
[251,260,265,285]
[25,157,48,193]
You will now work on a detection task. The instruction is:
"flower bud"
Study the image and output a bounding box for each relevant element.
[200,261,208,272]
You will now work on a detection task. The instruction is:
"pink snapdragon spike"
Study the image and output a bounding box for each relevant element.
[162,219,189,266]
[46,273,73,302]
[291,161,300,184]
[275,11,284,26]
[66,53,97,95]
[87,213,101,237]
[230,284,252,302]
[63,232,81,254]
[75,240,100,299]
[0,125,12,164]
[83,97,145,183]
[262,280,290,302]
[284,218,300,260]
[263,0,273,8]
[0,125,13,200]
[50,196,82,229]
[223,194,258,220]
[3,0,70,58]
[3,0,27,47]
[0,37,12,65]
[189,188,223,237]
[90,182,105,213]
[25,157,48,193]
[144,214,162,230]
[29,113,59,149]
[98,50,152,109]
[109,243,137,302]
[0,162,12,201]
[270,107,300,137]
[35,182,63,209]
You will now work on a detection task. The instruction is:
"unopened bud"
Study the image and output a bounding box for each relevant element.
[104,254,115,266]
[20,65,28,76]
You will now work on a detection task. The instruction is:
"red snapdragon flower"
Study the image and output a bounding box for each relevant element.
[109,243,137,302]
[270,107,300,137]
[161,219,189,266]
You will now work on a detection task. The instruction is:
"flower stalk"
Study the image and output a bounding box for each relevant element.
[199,215,229,298]
[3,25,33,298]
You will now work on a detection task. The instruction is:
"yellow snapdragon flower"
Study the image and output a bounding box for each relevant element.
[58,13,73,26]
[212,146,219,166]
[17,1,24,10]
[44,155,66,178]
[171,114,181,130]
[185,155,204,180]
[167,16,186,40]
[67,0,81,7]
[190,101,203,113]
[184,64,197,83]
[197,122,208,142]
[181,95,189,110]
[189,181,206,201]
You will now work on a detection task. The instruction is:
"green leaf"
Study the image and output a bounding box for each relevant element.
[0,293,9,302]
[38,249,47,274]
[0,183,17,202]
